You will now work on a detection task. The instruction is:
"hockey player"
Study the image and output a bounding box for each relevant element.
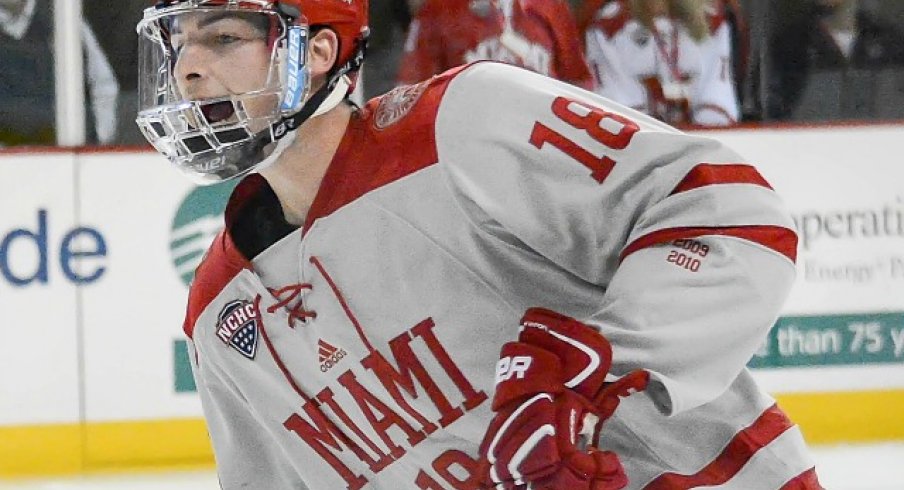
[396,0,593,89]
[136,0,822,488]
[580,0,744,126]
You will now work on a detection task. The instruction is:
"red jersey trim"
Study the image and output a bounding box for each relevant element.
[582,0,631,38]
[670,163,772,195]
[707,0,728,34]
[643,404,796,489]
[620,225,798,263]
[779,467,824,490]
[183,230,252,339]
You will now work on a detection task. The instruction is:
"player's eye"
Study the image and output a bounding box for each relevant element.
[202,31,264,51]
[214,34,241,45]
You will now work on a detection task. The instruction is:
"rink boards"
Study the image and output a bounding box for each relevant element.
[1,123,903,477]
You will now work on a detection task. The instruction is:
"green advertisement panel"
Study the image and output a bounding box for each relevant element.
[750,312,904,368]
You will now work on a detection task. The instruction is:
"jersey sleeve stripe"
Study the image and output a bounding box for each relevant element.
[620,225,798,263]
[779,467,823,489]
[670,164,772,195]
[643,404,796,489]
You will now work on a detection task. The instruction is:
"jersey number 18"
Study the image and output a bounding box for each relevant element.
[530,96,640,183]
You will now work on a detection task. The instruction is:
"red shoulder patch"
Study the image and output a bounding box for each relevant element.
[183,230,251,339]
[373,81,429,130]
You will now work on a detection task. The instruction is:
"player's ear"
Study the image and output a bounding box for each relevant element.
[307,28,340,83]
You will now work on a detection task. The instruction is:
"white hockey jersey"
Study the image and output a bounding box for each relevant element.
[584,0,740,126]
[184,62,819,489]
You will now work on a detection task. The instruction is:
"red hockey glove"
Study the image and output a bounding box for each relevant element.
[478,308,649,490]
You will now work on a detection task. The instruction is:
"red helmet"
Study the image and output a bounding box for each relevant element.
[282,0,369,69]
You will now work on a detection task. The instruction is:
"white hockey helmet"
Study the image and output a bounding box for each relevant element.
[135,0,369,184]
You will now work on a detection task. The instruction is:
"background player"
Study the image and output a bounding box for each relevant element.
[397,0,593,88]
[581,0,744,126]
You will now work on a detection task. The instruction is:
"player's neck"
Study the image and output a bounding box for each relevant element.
[259,102,354,227]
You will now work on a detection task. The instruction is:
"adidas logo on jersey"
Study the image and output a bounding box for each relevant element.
[318,339,347,372]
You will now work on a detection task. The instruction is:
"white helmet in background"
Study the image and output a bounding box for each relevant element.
[135,0,369,184]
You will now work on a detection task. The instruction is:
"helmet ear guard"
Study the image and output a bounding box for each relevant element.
[135,0,368,185]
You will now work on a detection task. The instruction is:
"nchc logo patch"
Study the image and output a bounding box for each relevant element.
[216,300,259,359]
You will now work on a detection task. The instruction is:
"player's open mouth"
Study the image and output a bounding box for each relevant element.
[200,101,236,124]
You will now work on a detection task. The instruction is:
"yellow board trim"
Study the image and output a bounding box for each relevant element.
[0,423,83,476]
[775,390,904,444]
[0,419,214,479]
[2,390,903,478]
[84,418,214,469]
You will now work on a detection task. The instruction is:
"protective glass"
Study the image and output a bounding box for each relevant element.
[136,0,310,184]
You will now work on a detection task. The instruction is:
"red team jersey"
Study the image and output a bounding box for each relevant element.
[397,0,592,87]
[185,63,820,489]
[583,0,741,126]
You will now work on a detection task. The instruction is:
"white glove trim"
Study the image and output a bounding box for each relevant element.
[488,393,555,482]
[509,423,556,484]
[522,322,601,389]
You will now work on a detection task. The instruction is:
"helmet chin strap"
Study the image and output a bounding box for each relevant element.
[312,76,351,118]
[251,75,350,174]
[235,32,368,177]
